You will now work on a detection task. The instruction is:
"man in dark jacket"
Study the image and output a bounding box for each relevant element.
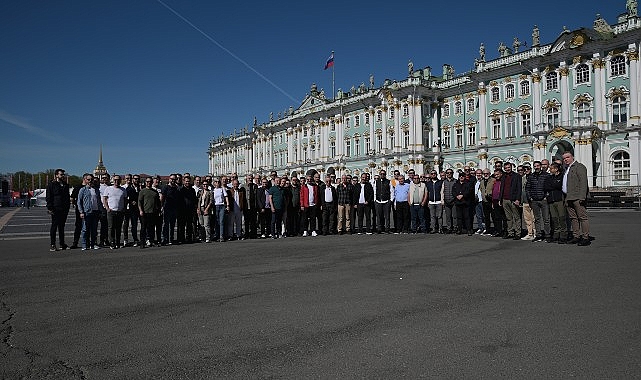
[352,173,374,234]
[526,160,551,242]
[500,162,522,240]
[46,168,71,251]
[452,172,474,235]
[544,162,567,244]
[242,175,259,239]
[321,176,338,235]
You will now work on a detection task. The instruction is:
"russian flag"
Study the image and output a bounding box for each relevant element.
[324,52,334,70]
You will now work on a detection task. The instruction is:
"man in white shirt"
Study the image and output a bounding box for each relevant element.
[102,175,127,249]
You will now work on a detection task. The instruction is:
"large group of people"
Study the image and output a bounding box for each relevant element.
[45,150,593,252]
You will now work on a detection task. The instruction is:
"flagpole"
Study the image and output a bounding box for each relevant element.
[331,51,335,101]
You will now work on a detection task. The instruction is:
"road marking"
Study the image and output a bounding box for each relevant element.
[0,208,22,232]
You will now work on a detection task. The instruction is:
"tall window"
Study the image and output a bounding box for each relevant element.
[330,121,335,131]
[345,140,351,157]
[365,136,371,153]
[505,84,515,99]
[468,125,476,146]
[611,56,626,77]
[521,112,532,135]
[345,118,350,128]
[376,110,382,122]
[455,101,462,114]
[403,130,410,149]
[546,72,558,90]
[443,130,451,149]
[455,128,463,148]
[442,104,450,118]
[304,148,308,161]
[310,145,315,160]
[613,96,627,123]
[506,115,516,138]
[491,87,500,102]
[402,104,409,116]
[389,107,395,119]
[576,64,590,84]
[294,146,298,161]
[547,107,560,126]
[355,138,360,156]
[377,134,383,151]
[330,141,336,157]
[389,134,395,148]
[613,151,630,180]
[576,102,591,124]
[365,113,370,125]
[492,118,501,139]
[467,98,475,112]
[355,115,360,126]
[520,81,530,96]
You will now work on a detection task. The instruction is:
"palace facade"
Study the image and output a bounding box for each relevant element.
[209,1,641,189]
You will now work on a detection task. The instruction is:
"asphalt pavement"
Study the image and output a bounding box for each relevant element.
[1,207,640,379]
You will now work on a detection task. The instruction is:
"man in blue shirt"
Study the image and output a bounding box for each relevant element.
[394,176,411,234]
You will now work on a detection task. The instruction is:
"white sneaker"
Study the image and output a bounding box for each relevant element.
[123,240,129,246]
[303,231,308,237]
[521,235,534,241]
[311,231,318,237]
[475,229,483,235]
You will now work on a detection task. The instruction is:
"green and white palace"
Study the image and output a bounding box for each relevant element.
[209,1,641,190]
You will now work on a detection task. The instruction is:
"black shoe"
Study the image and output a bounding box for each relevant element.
[558,239,566,244]
[60,244,69,250]
[545,237,555,243]
[502,234,512,239]
[577,238,591,246]
[49,245,58,252]
[70,244,79,249]
[532,236,543,242]
[513,235,520,240]
[567,237,581,244]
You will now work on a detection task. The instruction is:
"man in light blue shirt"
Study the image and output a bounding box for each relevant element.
[394,176,411,233]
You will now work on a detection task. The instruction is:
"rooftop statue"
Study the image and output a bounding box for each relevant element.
[479,43,486,61]
[532,25,540,46]
[513,37,521,53]
[369,74,375,88]
[628,0,638,17]
[408,59,414,75]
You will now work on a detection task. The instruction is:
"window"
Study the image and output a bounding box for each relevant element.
[403,130,410,149]
[468,125,476,146]
[613,96,627,123]
[345,140,351,157]
[455,128,463,148]
[355,138,360,156]
[467,98,475,112]
[294,146,298,161]
[546,72,558,90]
[365,114,370,125]
[365,136,371,153]
[330,141,336,157]
[520,81,530,96]
[403,104,409,116]
[505,84,515,99]
[492,118,501,139]
[389,134,395,148]
[377,134,383,151]
[310,145,315,160]
[613,151,630,180]
[521,112,532,135]
[279,134,283,144]
[311,127,315,135]
[455,101,462,114]
[376,110,382,122]
[611,56,626,77]
[442,104,450,118]
[304,148,308,161]
[547,107,560,126]
[355,115,360,126]
[506,115,516,138]
[576,102,591,124]
[345,118,350,128]
[443,130,451,149]
[389,107,395,119]
[491,87,500,102]
[576,64,590,84]
[303,128,308,137]
[330,121,335,131]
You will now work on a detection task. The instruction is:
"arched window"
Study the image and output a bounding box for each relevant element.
[455,128,463,148]
[468,125,476,146]
[505,84,515,99]
[443,130,451,149]
[547,107,560,126]
[521,112,532,135]
[576,102,591,124]
[491,87,500,102]
[454,101,462,114]
[613,96,627,124]
[492,118,501,139]
[520,81,530,96]
[467,98,475,112]
[402,104,409,116]
[365,113,370,125]
[576,64,590,84]
[546,72,558,90]
[611,56,626,77]
[613,151,630,180]
[403,130,410,149]
[442,104,450,118]
[330,141,336,157]
[376,110,382,122]
[389,107,395,119]
[345,117,350,128]
[355,115,360,126]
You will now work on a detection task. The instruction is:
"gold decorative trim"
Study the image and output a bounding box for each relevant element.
[477,88,487,95]
[628,51,639,61]
[592,59,605,69]
[549,127,569,139]
[559,67,569,76]
[572,55,582,64]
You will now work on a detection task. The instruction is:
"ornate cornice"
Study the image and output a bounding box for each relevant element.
[559,67,569,76]
[592,58,605,69]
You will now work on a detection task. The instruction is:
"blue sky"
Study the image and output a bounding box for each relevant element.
[0,0,619,176]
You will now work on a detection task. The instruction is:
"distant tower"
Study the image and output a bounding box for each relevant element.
[93,145,108,177]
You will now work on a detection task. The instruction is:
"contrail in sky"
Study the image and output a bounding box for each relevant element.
[0,110,69,145]
[156,0,300,104]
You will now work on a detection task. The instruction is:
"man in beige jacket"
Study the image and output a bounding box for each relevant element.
[562,152,591,246]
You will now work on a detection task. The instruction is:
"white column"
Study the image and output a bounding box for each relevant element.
[369,110,375,153]
[628,44,640,127]
[430,98,440,147]
[477,84,488,141]
[297,130,302,164]
[394,103,401,152]
[592,54,607,129]
[287,128,293,166]
[560,62,571,126]
[381,107,388,151]
[532,70,542,130]
[336,116,343,156]
[629,131,641,186]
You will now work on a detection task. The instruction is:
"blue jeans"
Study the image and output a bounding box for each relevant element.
[214,205,226,240]
[81,211,99,248]
[475,202,485,230]
[162,207,176,243]
[271,208,284,237]
[410,204,426,232]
